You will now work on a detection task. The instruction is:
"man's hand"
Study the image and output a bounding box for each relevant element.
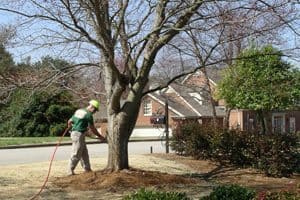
[90,125,105,141]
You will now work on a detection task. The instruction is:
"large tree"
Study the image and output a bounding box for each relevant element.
[217,45,300,134]
[0,0,299,171]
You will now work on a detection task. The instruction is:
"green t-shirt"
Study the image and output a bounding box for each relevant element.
[71,108,94,132]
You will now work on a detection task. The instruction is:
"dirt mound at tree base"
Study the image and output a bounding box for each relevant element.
[53,168,197,191]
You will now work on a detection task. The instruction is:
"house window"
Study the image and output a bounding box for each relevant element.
[143,100,152,116]
[289,117,296,133]
[272,114,286,133]
[248,118,254,131]
[189,92,203,105]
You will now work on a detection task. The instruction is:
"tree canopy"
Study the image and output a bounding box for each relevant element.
[218,45,300,112]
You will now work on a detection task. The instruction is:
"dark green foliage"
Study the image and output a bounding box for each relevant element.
[200,185,256,200]
[171,122,300,177]
[0,90,76,137]
[171,123,250,165]
[123,188,190,200]
[257,191,300,200]
[46,104,75,123]
[0,44,14,72]
[218,45,300,111]
[255,134,299,177]
[0,89,30,136]
[34,56,72,72]
[217,45,300,134]
[49,123,66,136]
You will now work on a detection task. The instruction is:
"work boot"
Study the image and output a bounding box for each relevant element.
[68,169,75,176]
[84,168,92,173]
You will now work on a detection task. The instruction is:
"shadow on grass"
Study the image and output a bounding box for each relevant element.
[183,164,237,180]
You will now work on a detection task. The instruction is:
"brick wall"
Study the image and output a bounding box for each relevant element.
[136,95,177,128]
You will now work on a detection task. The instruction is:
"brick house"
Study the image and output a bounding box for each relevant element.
[229,109,300,133]
[136,67,300,134]
[134,68,226,137]
[95,67,299,136]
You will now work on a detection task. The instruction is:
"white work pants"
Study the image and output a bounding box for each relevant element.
[68,131,91,172]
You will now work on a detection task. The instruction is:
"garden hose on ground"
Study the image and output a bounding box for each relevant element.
[30,127,70,200]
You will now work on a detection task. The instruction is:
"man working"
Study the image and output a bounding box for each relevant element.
[67,100,105,175]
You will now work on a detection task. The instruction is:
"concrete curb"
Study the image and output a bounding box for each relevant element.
[0,137,166,149]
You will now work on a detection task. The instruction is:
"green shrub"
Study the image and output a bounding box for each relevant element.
[255,134,299,177]
[171,122,219,159]
[171,122,300,177]
[200,184,256,200]
[46,104,74,123]
[213,130,251,166]
[50,123,66,136]
[257,191,300,200]
[123,188,190,200]
[171,121,191,155]
[1,90,76,137]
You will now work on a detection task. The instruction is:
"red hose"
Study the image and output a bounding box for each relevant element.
[30,128,70,200]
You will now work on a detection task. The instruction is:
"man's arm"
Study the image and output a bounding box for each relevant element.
[67,119,73,130]
[89,124,105,140]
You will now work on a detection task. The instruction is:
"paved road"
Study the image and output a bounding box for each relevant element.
[0,141,168,165]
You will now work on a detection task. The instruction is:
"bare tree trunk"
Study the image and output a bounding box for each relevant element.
[262,110,271,134]
[223,107,232,130]
[257,110,266,134]
[201,67,217,127]
[104,66,143,170]
[106,114,130,170]
[106,105,140,170]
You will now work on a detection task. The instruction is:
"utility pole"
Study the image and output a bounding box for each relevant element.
[165,99,169,153]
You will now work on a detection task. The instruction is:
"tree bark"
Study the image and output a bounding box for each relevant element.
[106,113,130,170]
[257,110,266,134]
[223,107,232,130]
[105,75,143,171]
[201,68,217,127]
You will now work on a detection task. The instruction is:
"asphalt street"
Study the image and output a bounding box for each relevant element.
[0,141,168,165]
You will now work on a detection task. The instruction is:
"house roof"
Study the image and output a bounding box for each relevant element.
[147,67,225,118]
[149,92,196,117]
[169,82,225,117]
[95,66,225,121]
[181,66,223,85]
[206,66,223,84]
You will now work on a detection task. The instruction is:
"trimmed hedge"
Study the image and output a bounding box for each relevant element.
[123,188,190,200]
[171,122,300,177]
[257,190,300,200]
[200,184,256,200]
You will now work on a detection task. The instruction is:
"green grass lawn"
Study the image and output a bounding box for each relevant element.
[0,137,71,147]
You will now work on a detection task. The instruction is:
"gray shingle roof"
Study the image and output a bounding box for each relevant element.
[149,92,198,117]
[169,83,225,117]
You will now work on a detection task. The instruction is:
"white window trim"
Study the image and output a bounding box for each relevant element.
[143,100,152,116]
[289,117,296,133]
[189,92,203,105]
[272,113,286,133]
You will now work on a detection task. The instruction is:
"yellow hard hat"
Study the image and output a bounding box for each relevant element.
[89,100,100,110]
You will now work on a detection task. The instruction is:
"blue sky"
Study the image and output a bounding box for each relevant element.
[0,3,299,67]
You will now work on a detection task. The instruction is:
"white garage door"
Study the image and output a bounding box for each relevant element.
[130,127,172,138]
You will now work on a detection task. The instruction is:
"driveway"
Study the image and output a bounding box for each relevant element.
[0,141,168,165]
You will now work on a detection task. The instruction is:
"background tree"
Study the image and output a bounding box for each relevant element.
[217,45,300,134]
[173,1,298,128]
[0,53,77,137]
